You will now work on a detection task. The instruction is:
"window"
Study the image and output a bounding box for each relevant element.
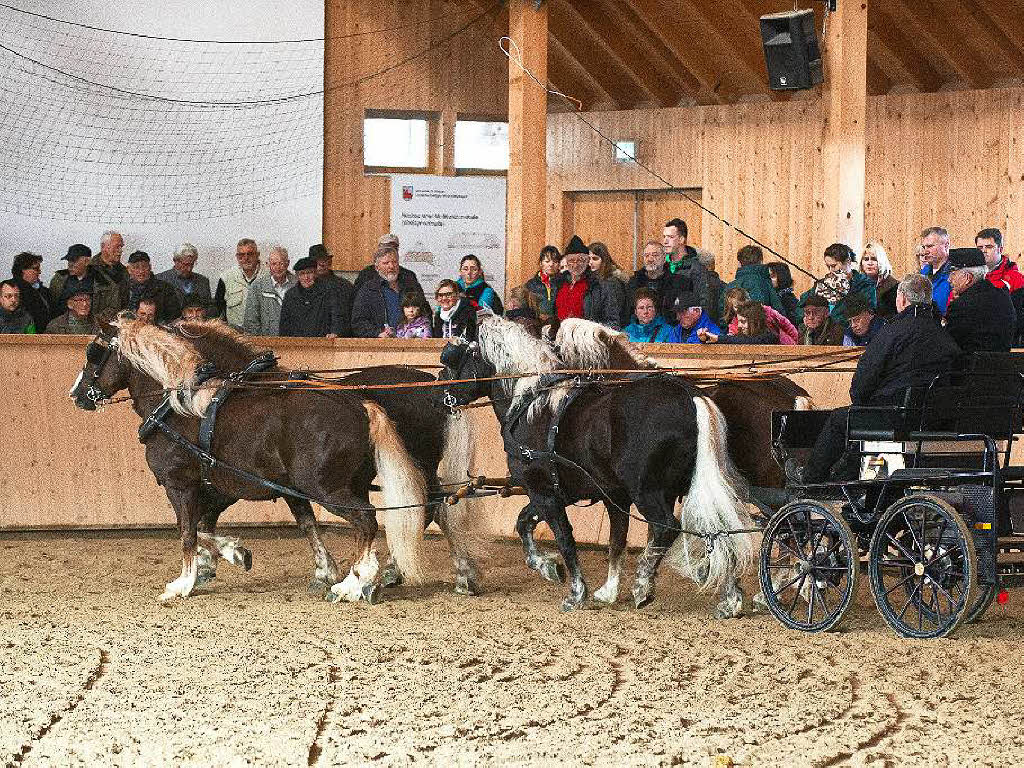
[364,116,429,169]
[614,140,637,164]
[454,120,509,171]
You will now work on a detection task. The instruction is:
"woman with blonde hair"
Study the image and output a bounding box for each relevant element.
[858,240,898,318]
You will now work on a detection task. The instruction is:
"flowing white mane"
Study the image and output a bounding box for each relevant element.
[476,315,567,419]
[115,318,215,417]
[555,318,657,371]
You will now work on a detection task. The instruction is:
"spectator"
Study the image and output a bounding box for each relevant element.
[662,218,711,316]
[799,293,844,345]
[351,245,426,338]
[126,251,182,323]
[50,244,95,308]
[720,244,783,320]
[916,242,929,271]
[524,245,561,325]
[179,297,210,323]
[722,286,797,344]
[698,249,724,325]
[626,241,669,322]
[157,243,212,305]
[12,252,55,332]
[824,243,876,323]
[505,284,541,336]
[698,301,779,345]
[0,280,35,333]
[395,293,433,339]
[555,236,609,325]
[945,247,1016,353]
[354,233,419,291]
[978,227,1024,344]
[215,238,263,327]
[135,297,157,325]
[90,230,129,318]
[857,241,898,319]
[243,246,296,336]
[310,244,355,335]
[432,279,476,340]
[842,294,885,347]
[919,226,954,312]
[766,262,800,326]
[45,286,99,334]
[587,242,627,328]
[623,288,674,343]
[279,256,345,338]
[457,254,503,314]
[665,291,721,343]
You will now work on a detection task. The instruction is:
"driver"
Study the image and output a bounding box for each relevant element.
[788,273,960,484]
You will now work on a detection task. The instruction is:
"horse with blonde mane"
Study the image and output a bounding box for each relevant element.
[71,315,428,604]
[440,315,753,615]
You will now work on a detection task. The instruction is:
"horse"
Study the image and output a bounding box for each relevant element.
[70,315,428,604]
[552,318,813,604]
[171,321,484,597]
[439,315,753,615]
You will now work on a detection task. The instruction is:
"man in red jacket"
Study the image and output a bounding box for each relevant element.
[978,227,1024,345]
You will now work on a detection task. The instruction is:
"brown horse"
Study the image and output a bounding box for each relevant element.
[71,316,427,603]
[553,318,812,604]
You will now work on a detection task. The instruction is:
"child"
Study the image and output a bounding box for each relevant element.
[395,293,432,338]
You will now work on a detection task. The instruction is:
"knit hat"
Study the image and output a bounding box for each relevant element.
[564,235,589,255]
[127,250,150,264]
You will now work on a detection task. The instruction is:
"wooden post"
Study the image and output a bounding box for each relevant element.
[506,0,548,291]
[820,0,867,258]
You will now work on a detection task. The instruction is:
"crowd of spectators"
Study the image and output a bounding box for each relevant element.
[1,222,1020,360]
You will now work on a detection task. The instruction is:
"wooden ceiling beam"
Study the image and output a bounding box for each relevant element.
[867,56,894,95]
[547,0,660,109]
[591,0,723,105]
[868,6,944,92]
[954,0,1024,73]
[547,34,619,111]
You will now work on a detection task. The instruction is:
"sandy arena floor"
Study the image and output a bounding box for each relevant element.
[2,527,1024,767]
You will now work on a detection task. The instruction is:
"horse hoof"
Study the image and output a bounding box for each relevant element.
[538,560,566,584]
[380,565,404,588]
[195,568,217,589]
[712,600,744,620]
[455,577,481,596]
[632,589,655,610]
[593,585,618,604]
[308,579,330,597]
[751,591,769,614]
[560,597,585,612]
[361,583,384,604]
[241,549,253,572]
[324,589,344,604]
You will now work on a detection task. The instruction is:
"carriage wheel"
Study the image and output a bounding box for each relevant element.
[868,495,978,639]
[758,500,860,633]
[966,583,998,624]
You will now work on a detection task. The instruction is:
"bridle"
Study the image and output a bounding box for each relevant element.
[439,341,488,415]
[78,333,119,406]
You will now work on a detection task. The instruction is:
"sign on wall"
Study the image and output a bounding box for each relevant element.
[390,174,506,305]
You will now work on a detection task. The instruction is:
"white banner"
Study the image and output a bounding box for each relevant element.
[390,175,506,306]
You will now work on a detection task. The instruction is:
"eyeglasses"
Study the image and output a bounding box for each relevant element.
[436,291,456,299]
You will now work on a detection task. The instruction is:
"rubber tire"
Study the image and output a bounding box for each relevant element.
[868,494,977,639]
[966,582,998,624]
[759,499,860,633]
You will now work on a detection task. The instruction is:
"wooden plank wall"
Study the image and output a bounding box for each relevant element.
[2,336,855,547]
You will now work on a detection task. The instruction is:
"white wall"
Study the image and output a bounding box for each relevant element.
[0,1,324,282]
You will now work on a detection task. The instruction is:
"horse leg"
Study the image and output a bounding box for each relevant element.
[435,501,482,596]
[540,502,588,611]
[282,497,341,595]
[631,491,681,609]
[594,497,631,604]
[329,510,382,604]
[516,502,565,583]
[194,489,250,587]
[159,484,202,601]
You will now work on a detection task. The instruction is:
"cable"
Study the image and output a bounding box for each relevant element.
[499,35,820,282]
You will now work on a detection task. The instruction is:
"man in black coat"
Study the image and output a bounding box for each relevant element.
[11,252,54,332]
[790,274,961,484]
[944,247,1016,353]
[279,257,346,337]
[351,245,426,338]
[625,240,673,322]
[310,244,354,337]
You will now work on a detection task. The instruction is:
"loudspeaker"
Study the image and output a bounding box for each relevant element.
[759,8,823,91]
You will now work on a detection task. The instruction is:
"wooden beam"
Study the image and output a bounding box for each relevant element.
[820,0,868,256]
[506,0,548,291]
[867,56,893,95]
[954,0,1024,73]
[884,0,993,88]
[547,35,617,110]
[868,7,943,92]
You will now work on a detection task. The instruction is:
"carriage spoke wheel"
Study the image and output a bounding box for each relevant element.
[868,495,977,639]
[759,500,860,633]
[966,582,999,624]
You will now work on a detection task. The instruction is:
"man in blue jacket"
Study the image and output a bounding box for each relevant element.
[665,292,721,343]
[920,225,954,313]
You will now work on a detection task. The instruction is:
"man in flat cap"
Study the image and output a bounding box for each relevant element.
[310,243,354,336]
[126,250,182,323]
[945,246,1016,353]
[45,284,100,334]
[49,244,95,308]
[279,256,347,338]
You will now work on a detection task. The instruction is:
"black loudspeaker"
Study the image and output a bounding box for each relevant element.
[759,8,824,91]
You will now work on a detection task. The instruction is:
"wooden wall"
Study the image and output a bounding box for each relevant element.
[2,336,855,547]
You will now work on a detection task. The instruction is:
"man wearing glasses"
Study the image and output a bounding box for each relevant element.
[351,245,426,338]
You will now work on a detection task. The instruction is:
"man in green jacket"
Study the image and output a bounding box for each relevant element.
[719,244,783,321]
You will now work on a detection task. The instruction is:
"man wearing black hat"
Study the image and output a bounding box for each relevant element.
[554,235,619,326]
[310,244,354,336]
[945,246,1017,353]
[797,293,844,345]
[11,251,54,331]
[49,244,95,308]
[45,285,99,334]
[126,251,182,324]
[279,256,347,338]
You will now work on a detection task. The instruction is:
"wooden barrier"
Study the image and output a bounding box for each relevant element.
[0,335,857,545]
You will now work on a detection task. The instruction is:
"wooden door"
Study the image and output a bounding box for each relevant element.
[565,191,637,269]
[637,189,703,254]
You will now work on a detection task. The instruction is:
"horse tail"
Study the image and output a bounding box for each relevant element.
[363,401,427,584]
[667,396,754,591]
[437,412,487,562]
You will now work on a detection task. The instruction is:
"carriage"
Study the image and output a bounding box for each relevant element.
[761,354,1024,638]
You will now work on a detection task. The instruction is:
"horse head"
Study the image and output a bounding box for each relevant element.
[70,314,132,410]
[438,339,492,407]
